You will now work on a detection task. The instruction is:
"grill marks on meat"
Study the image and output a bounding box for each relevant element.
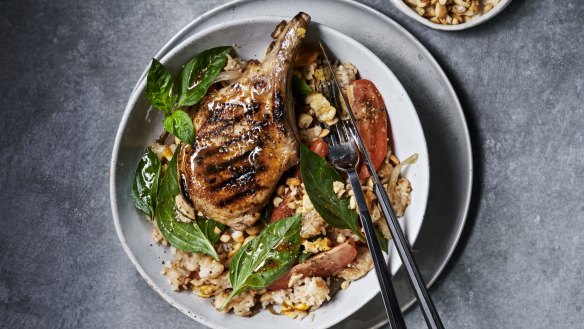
[178,13,311,230]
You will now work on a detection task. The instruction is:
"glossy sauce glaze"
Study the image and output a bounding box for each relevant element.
[178,13,311,230]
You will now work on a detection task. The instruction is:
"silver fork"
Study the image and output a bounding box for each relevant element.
[318,42,444,329]
[322,93,407,329]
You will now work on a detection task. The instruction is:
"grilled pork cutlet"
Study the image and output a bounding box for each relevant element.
[178,13,310,230]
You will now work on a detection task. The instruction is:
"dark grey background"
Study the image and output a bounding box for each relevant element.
[1,0,582,328]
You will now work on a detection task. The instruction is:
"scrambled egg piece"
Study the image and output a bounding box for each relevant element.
[301,237,332,254]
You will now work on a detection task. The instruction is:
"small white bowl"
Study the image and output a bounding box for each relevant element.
[390,0,512,31]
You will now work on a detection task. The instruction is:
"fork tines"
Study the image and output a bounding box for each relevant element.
[316,80,352,147]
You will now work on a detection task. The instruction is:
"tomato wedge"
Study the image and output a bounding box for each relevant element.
[346,80,389,179]
[268,241,357,290]
[308,137,329,158]
[269,194,296,223]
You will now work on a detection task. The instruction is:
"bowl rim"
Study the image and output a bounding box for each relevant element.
[389,0,513,31]
[111,15,429,329]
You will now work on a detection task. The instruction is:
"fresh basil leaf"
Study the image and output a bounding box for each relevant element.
[300,144,364,241]
[163,110,195,145]
[131,148,161,217]
[292,75,313,97]
[261,203,274,226]
[221,214,302,310]
[178,46,232,107]
[146,59,176,115]
[155,149,222,260]
[375,226,389,254]
[199,217,225,245]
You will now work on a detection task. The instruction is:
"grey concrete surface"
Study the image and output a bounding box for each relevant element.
[0,0,582,328]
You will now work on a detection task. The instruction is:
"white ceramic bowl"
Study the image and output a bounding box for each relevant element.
[111,17,429,329]
[390,0,512,31]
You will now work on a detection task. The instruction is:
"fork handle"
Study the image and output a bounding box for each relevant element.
[347,170,407,329]
[373,182,445,329]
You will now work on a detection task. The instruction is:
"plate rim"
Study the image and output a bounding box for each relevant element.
[116,0,474,327]
[112,15,430,329]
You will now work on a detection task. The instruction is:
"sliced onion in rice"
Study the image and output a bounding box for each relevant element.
[388,153,418,192]
[266,304,281,315]
[213,70,242,84]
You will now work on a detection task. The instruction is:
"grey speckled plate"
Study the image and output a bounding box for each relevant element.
[119,0,473,328]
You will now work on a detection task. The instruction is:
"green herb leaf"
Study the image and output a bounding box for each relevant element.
[292,75,313,97]
[221,214,302,310]
[146,59,177,115]
[198,217,225,245]
[261,203,274,226]
[300,144,364,240]
[178,46,232,107]
[131,148,161,217]
[375,226,389,254]
[155,149,222,260]
[163,110,196,145]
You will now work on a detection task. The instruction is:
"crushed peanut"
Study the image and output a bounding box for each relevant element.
[404,0,500,25]
[220,234,231,243]
[245,225,261,236]
[332,181,346,197]
[232,230,245,243]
